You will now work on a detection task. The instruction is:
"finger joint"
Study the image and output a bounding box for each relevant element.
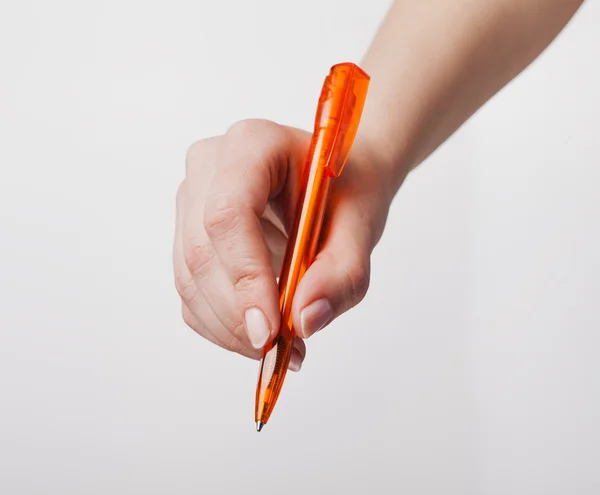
[184,242,216,278]
[203,195,243,241]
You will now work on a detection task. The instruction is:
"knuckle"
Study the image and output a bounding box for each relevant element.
[226,119,288,155]
[174,273,198,305]
[214,320,249,355]
[224,332,247,355]
[203,195,242,240]
[185,138,219,175]
[233,270,263,294]
[226,119,280,140]
[184,242,216,278]
[231,320,249,345]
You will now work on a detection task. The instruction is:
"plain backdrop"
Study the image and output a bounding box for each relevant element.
[1,1,599,494]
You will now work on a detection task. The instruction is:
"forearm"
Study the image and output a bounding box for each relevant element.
[358,0,584,193]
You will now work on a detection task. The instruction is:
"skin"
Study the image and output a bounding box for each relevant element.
[173,0,584,371]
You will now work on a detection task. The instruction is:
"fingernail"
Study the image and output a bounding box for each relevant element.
[244,308,270,349]
[300,298,333,338]
[288,351,303,372]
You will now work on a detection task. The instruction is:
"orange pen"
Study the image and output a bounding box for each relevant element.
[255,62,370,431]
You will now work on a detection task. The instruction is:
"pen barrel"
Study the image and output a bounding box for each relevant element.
[255,134,331,425]
[255,63,370,426]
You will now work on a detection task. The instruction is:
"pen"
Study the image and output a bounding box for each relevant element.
[254,62,370,431]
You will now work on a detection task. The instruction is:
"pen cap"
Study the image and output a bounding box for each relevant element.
[315,63,370,178]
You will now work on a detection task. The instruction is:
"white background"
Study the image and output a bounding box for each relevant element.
[1,1,599,494]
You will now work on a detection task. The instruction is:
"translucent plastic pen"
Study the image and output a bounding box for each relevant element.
[255,62,370,431]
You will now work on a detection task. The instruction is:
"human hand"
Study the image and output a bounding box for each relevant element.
[173,119,393,371]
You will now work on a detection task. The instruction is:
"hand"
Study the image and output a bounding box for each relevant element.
[173,119,393,371]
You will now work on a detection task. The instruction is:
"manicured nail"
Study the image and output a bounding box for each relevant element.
[300,298,333,338]
[288,351,303,372]
[244,308,270,349]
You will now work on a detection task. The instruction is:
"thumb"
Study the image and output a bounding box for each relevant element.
[291,199,375,339]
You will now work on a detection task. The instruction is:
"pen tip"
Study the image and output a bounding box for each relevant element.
[256,422,265,432]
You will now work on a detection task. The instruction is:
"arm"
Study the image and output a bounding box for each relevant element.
[359,0,583,193]
[174,0,583,366]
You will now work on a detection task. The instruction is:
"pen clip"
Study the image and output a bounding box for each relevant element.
[314,63,370,178]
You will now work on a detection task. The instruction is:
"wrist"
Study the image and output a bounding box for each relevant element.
[353,128,410,203]
[344,135,403,252]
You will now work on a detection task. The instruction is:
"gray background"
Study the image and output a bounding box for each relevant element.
[1,1,599,494]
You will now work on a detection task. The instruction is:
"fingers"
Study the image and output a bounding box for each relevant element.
[201,120,294,346]
[182,139,254,346]
[175,180,256,357]
[175,122,309,371]
[176,179,305,370]
[289,336,306,372]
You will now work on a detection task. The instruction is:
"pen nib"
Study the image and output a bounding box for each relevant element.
[256,422,265,432]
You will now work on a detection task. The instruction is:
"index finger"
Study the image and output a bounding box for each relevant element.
[202,120,294,346]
